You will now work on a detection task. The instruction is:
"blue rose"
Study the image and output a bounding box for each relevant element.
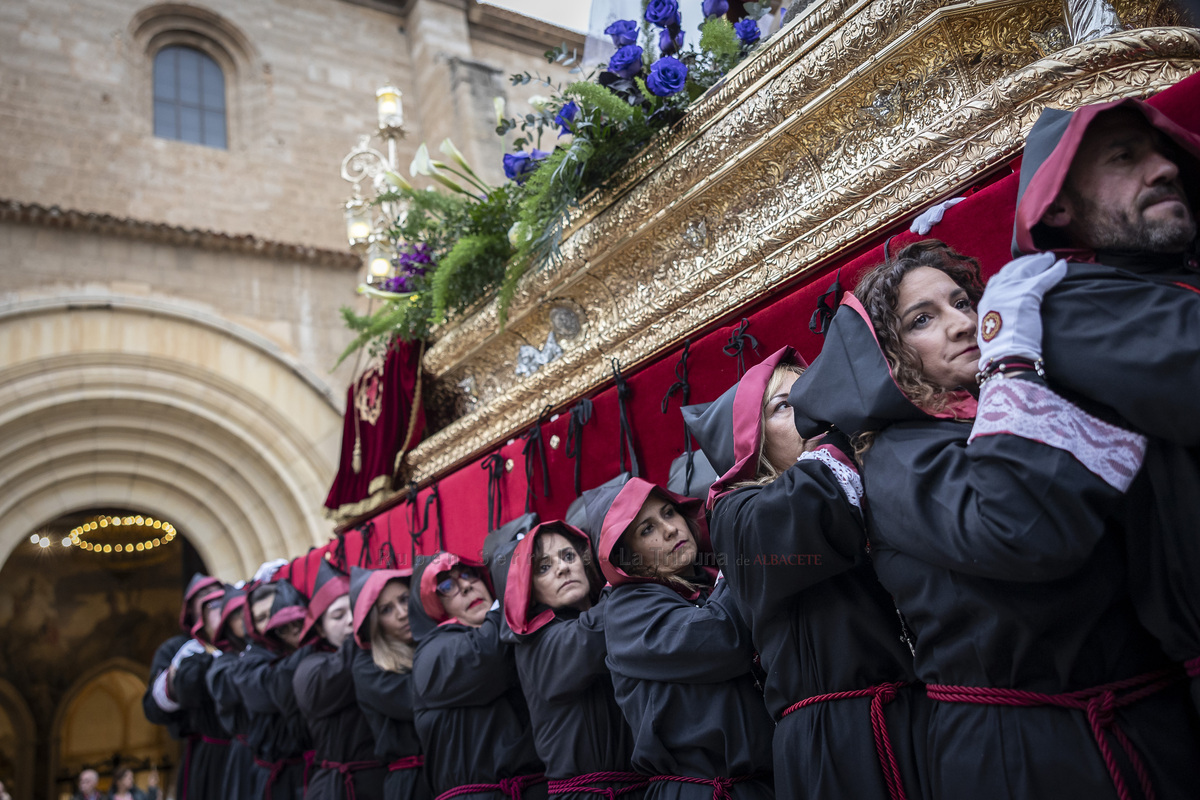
[555,100,578,136]
[607,45,644,79]
[645,0,681,28]
[646,56,688,97]
[734,17,761,44]
[604,19,639,48]
[702,0,729,17]
[658,27,685,56]
[503,149,549,184]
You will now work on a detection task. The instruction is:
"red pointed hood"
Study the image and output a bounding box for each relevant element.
[1013,97,1200,258]
[350,565,413,649]
[504,521,598,636]
[191,584,227,643]
[594,477,713,599]
[213,587,247,651]
[418,551,491,626]
[180,572,221,631]
[684,346,805,509]
[300,557,351,645]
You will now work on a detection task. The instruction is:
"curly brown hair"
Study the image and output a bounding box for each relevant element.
[853,239,984,414]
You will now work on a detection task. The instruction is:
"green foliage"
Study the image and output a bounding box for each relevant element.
[699,17,740,60]
[338,13,779,354]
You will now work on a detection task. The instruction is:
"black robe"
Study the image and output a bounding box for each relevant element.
[710,468,927,800]
[604,579,775,800]
[172,651,230,800]
[352,646,431,800]
[689,345,927,799]
[790,297,1200,799]
[206,646,261,799]
[143,634,193,800]
[237,644,315,800]
[295,638,386,800]
[411,608,545,799]
[1010,96,1200,711]
[506,599,638,799]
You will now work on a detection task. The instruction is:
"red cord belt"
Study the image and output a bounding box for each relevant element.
[253,752,314,800]
[927,667,1181,800]
[200,735,230,746]
[434,772,546,799]
[389,754,425,772]
[319,760,384,800]
[1184,655,1200,678]
[547,771,648,797]
[780,680,910,800]
[646,773,761,800]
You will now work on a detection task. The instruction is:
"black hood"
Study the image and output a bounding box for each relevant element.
[1013,97,1200,258]
[789,293,976,438]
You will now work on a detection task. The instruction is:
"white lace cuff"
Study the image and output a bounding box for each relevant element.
[969,378,1147,492]
[151,669,180,712]
[799,446,864,509]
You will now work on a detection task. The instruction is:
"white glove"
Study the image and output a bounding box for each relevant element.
[171,638,206,669]
[253,558,289,584]
[910,196,966,235]
[151,669,180,712]
[977,252,1068,370]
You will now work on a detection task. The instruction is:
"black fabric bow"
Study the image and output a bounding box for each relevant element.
[722,318,759,377]
[481,452,506,532]
[661,340,698,495]
[809,269,843,337]
[357,521,376,568]
[565,399,594,496]
[522,405,553,513]
[409,483,443,565]
[332,534,348,573]
[612,358,641,478]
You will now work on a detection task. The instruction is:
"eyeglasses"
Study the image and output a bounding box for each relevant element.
[435,567,480,597]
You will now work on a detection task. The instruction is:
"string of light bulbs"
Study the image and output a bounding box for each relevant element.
[30,514,178,553]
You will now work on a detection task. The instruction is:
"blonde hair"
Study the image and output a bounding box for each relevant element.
[368,580,415,673]
[734,361,806,488]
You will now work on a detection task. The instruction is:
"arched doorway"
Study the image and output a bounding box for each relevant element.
[49,661,175,799]
[0,678,35,800]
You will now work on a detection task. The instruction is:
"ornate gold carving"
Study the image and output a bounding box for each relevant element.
[332,10,1198,521]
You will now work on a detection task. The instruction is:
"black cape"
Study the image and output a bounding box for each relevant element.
[789,292,1200,799]
[295,638,386,800]
[172,649,231,800]
[206,646,260,799]
[689,347,926,800]
[410,595,543,798]
[1013,98,1200,712]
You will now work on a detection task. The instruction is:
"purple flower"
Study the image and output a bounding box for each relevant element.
[555,100,578,136]
[702,0,729,17]
[646,56,688,96]
[383,243,433,291]
[606,45,644,79]
[645,0,681,28]
[734,17,761,44]
[658,27,685,56]
[604,19,639,48]
[502,149,549,184]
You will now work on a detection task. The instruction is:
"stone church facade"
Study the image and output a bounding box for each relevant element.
[0,1,581,796]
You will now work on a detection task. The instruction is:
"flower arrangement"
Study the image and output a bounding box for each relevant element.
[338,1,788,362]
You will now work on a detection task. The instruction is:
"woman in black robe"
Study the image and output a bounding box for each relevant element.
[410,550,545,799]
[142,572,219,800]
[686,345,926,800]
[350,565,432,800]
[788,239,1200,799]
[294,558,387,800]
[236,578,313,800]
[170,584,232,800]
[590,477,775,800]
[502,521,639,799]
[204,586,258,800]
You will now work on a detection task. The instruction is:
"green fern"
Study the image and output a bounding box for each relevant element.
[565,81,635,124]
[431,233,510,324]
[699,17,740,60]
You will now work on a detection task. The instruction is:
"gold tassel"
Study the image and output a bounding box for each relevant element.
[352,431,362,474]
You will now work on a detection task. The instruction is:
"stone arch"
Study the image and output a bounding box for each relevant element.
[0,295,342,579]
[0,677,35,800]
